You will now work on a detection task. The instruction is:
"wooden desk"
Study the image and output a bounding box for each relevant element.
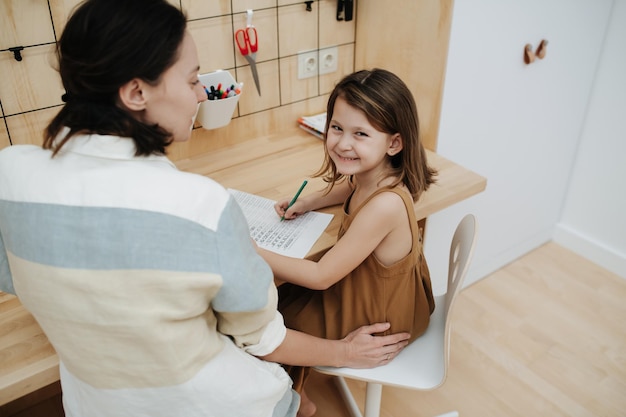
[176,129,486,259]
[0,129,486,405]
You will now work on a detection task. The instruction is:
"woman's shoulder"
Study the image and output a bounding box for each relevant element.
[164,168,232,205]
[0,145,51,174]
[170,167,226,192]
[0,144,47,158]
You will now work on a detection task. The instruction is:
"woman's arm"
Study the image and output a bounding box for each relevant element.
[260,323,410,368]
[259,191,407,289]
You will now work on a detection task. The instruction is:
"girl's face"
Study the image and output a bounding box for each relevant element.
[326,97,401,179]
[142,32,206,142]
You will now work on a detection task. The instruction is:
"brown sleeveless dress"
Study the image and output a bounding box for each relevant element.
[278,186,435,391]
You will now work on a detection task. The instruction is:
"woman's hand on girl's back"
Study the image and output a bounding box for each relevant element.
[341,322,410,368]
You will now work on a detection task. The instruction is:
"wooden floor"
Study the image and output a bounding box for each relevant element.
[2,242,625,417]
[307,242,626,417]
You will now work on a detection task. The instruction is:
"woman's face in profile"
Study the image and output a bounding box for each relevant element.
[142,32,207,142]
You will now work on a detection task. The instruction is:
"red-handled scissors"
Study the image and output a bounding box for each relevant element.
[235,27,257,56]
[235,11,261,96]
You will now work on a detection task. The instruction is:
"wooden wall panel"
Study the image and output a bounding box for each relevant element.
[355,0,454,151]
[1,1,452,159]
[0,121,10,150]
[0,1,55,50]
[0,45,63,116]
[1,1,356,159]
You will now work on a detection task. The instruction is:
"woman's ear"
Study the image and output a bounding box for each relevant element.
[118,78,147,111]
[387,133,403,156]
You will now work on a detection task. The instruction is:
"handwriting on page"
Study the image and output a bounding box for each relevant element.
[229,189,334,259]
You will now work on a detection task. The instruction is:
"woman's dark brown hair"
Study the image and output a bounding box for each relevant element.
[44,0,187,156]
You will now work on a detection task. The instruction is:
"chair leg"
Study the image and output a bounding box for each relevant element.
[334,376,363,417]
[333,377,383,417]
[363,382,383,417]
[333,376,453,417]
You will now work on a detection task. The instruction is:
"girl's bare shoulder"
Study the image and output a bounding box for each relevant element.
[358,188,410,219]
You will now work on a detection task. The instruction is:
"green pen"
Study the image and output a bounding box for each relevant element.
[281,180,308,221]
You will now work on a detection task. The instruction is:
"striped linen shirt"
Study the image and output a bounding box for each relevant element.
[0,133,298,417]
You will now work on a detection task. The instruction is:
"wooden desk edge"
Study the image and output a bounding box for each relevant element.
[0,354,60,406]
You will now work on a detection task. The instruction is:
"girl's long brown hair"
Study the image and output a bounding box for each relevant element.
[316,68,436,201]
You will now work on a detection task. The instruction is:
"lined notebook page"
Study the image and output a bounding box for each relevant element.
[229,189,333,259]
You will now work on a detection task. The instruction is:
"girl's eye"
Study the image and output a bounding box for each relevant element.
[191,79,200,86]
[330,124,342,131]
[355,131,368,137]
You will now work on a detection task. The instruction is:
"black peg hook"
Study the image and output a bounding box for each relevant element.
[336,0,353,21]
[9,46,24,62]
[304,1,313,11]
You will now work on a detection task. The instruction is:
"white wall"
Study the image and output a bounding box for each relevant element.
[554,0,626,279]
[422,0,618,293]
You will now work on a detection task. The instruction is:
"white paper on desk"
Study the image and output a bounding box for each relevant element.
[229,189,334,259]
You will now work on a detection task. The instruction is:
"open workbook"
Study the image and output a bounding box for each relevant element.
[229,189,334,259]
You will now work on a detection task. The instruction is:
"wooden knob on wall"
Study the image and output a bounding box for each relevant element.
[524,44,536,64]
[524,39,548,65]
[536,39,548,59]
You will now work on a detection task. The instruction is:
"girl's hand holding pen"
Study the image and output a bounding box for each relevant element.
[275,198,307,220]
[277,179,308,221]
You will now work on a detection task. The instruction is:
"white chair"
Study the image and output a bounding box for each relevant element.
[315,214,478,417]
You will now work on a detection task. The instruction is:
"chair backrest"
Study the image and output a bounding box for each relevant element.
[441,214,478,371]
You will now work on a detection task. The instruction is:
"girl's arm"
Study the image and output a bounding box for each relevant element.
[260,323,410,368]
[276,180,352,220]
[259,191,407,290]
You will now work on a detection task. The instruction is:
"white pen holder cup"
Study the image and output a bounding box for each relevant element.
[197,70,242,130]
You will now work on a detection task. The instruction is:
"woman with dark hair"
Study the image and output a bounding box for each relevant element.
[0,1,409,416]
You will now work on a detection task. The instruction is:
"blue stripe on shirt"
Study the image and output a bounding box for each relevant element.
[0,228,13,294]
[0,198,273,311]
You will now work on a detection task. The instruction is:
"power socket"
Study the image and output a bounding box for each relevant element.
[298,50,318,79]
[319,47,338,75]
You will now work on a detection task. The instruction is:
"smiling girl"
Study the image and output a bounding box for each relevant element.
[257,68,437,417]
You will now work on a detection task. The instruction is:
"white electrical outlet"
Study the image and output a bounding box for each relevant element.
[319,47,338,75]
[298,50,318,79]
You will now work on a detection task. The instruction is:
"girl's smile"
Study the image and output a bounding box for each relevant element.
[336,155,359,162]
